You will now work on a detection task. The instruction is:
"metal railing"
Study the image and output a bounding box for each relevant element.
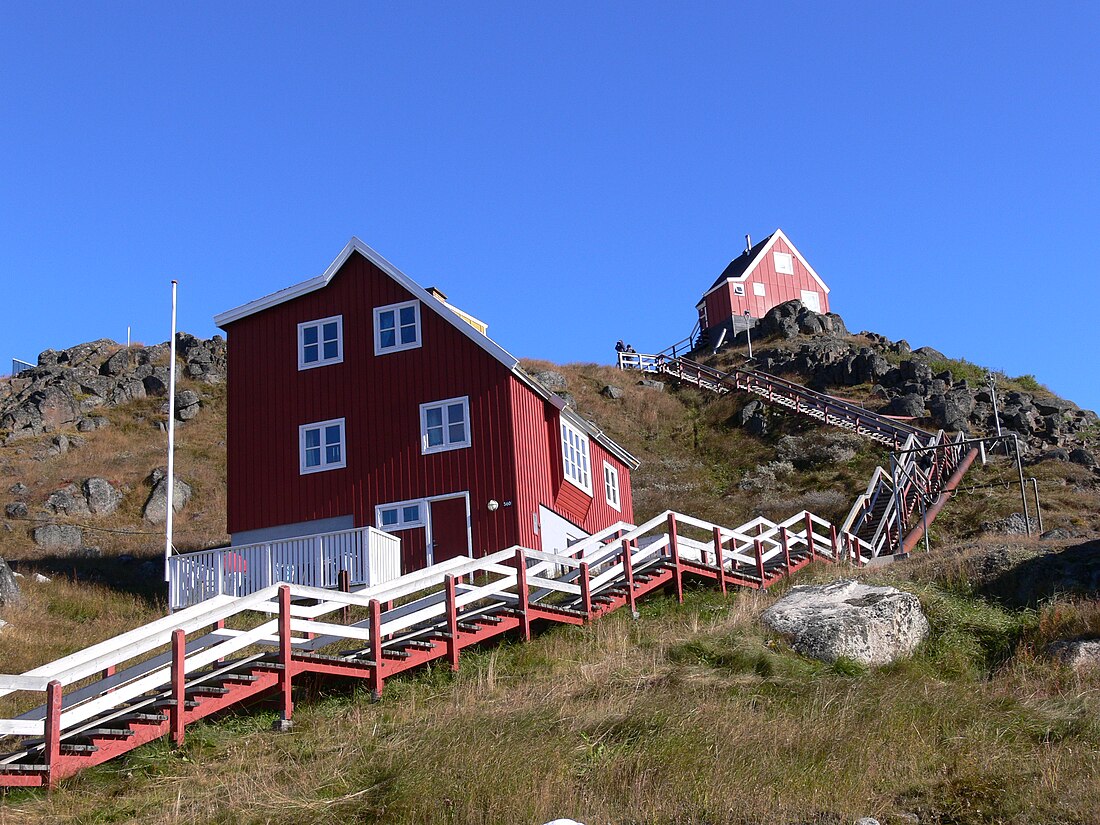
[8,359,34,378]
[167,526,402,610]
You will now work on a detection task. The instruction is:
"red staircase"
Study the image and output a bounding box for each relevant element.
[0,508,869,789]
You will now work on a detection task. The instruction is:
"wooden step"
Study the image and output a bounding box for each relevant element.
[80,728,135,739]
[0,763,49,774]
[60,743,98,754]
[187,685,230,696]
[122,712,169,723]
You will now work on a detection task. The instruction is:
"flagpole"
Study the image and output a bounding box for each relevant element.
[165,280,178,583]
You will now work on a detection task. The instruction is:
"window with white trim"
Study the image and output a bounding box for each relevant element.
[374,300,421,354]
[774,252,794,275]
[298,315,343,370]
[560,418,592,494]
[753,282,766,297]
[299,418,346,474]
[420,396,471,454]
[733,284,746,296]
[376,500,425,531]
[603,461,621,512]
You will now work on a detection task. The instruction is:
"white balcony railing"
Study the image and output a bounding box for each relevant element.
[167,526,402,610]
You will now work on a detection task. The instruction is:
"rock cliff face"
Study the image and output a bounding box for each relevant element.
[725,300,1098,460]
[0,334,225,443]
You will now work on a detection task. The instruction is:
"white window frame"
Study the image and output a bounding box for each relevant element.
[299,418,346,475]
[560,418,592,495]
[753,282,766,297]
[603,461,621,512]
[374,299,422,355]
[419,396,472,454]
[375,499,426,531]
[297,315,344,371]
[774,251,794,275]
[733,284,746,296]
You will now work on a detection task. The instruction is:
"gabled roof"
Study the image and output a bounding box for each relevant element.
[696,228,830,306]
[214,238,640,470]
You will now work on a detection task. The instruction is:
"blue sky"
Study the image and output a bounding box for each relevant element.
[2,3,1098,411]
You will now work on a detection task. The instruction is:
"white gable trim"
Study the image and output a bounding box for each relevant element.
[213,238,640,471]
[699,228,830,301]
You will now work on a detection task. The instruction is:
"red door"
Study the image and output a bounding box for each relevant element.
[429,496,470,564]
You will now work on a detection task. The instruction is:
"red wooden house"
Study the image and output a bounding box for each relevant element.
[214,238,638,574]
[696,229,830,342]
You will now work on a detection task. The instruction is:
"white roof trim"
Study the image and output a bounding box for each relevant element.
[699,228,830,301]
[214,238,639,470]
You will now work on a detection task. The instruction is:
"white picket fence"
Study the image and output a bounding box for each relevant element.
[167,526,402,610]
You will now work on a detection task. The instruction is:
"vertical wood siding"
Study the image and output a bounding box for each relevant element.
[224,251,520,557]
[509,377,635,549]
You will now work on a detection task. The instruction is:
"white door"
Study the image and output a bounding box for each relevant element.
[800,290,822,313]
[538,506,589,556]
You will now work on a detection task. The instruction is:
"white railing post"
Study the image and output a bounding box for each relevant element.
[266,543,274,588]
[315,535,324,588]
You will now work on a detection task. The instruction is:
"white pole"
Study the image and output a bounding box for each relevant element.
[165,280,178,582]
[127,325,131,349]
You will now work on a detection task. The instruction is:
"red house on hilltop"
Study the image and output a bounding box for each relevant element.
[697,229,830,343]
[214,238,638,574]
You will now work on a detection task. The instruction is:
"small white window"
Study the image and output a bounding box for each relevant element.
[376,500,425,531]
[733,284,746,296]
[753,282,766,297]
[299,418,346,474]
[774,252,794,275]
[419,396,471,454]
[298,315,343,370]
[560,418,592,494]
[374,300,421,355]
[603,462,621,512]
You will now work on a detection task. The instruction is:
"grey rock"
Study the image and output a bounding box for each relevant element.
[32,523,83,550]
[883,393,926,418]
[1048,639,1100,671]
[980,512,1039,535]
[77,546,102,558]
[143,474,193,523]
[532,370,567,391]
[600,385,625,400]
[4,501,28,519]
[1041,527,1075,541]
[175,389,201,421]
[47,434,70,456]
[761,579,929,666]
[109,379,147,406]
[32,386,81,430]
[1069,448,1097,468]
[756,300,804,339]
[554,391,576,407]
[100,349,132,377]
[45,484,90,517]
[636,379,665,392]
[913,346,946,361]
[83,477,122,516]
[8,483,28,496]
[0,557,21,606]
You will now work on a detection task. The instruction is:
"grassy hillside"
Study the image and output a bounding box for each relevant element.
[2,352,1100,823]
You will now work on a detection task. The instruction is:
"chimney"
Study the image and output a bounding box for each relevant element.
[744,234,752,254]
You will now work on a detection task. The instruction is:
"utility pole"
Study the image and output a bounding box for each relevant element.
[744,311,753,360]
[165,281,178,582]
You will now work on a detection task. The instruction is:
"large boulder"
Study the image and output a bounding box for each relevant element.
[143,472,193,523]
[45,484,91,517]
[1048,639,1100,671]
[175,389,202,421]
[32,523,83,550]
[83,477,122,516]
[883,393,927,418]
[756,300,803,339]
[0,557,21,606]
[761,579,930,666]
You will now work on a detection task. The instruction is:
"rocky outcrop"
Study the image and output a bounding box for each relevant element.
[32,523,83,550]
[727,301,1098,457]
[1,334,225,443]
[761,579,930,666]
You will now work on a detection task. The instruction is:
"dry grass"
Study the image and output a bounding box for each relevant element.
[0,378,228,564]
[3,560,1100,824]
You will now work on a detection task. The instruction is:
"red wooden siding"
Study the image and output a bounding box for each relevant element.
[224,251,520,557]
[508,376,634,550]
[703,236,829,329]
